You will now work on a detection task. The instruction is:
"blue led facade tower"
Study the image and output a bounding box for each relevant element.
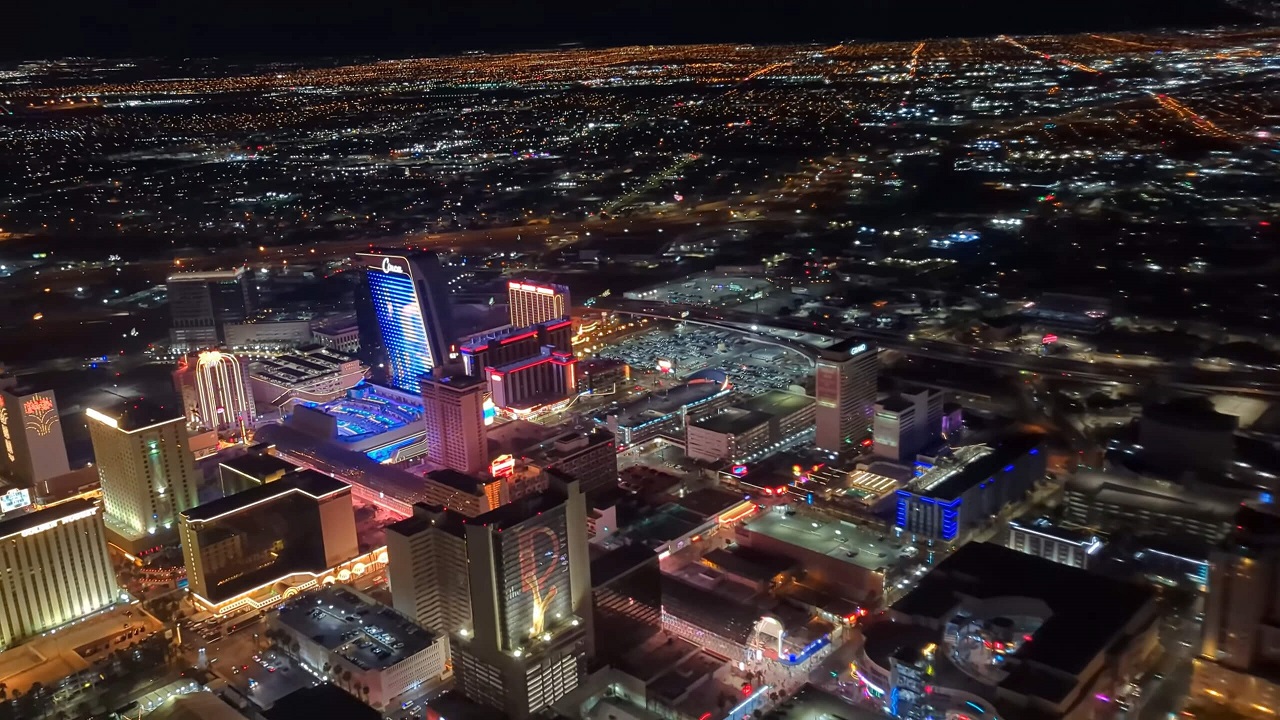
[357,252,452,393]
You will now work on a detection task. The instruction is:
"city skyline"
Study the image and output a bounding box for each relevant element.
[1,12,1280,720]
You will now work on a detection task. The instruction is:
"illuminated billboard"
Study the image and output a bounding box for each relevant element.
[496,508,573,648]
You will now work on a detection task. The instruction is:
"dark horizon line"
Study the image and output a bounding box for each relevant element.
[2,0,1259,63]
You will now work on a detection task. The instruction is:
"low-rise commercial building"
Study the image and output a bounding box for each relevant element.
[856,543,1159,720]
[1006,516,1103,569]
[601,371,734,447]
[1063,472,1237,542]
[311,316,361,354]
[894,434,1045,542]
[738,509,911,604]
[686,390,814,464]
[272,586,447,711]
[249,347,367,406]
[1194,503,1280,716]
[223,319,314,351]
[420,468,509,518]
[574,358,629,395]
[525,428,617,494]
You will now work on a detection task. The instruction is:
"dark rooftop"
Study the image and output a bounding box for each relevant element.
[924,434,1043,500]
[423,370,487,390]
[275,586,437,670]
[468,486,568,532]
[703,546,796,582]
[878,394,914,413]
[693,407,772,435]
[605,379,728,427]
[264,684,380,720]
[590,544,658,587]
[1143,399,1237,434]
[894,542,1155,676]
[182,470,348,523]
[671,487,746,519]
[1227,503,1280,552]
[660,575,761,645]
[88,397,183,431]
[426,468,489,495]
[385,503,466,540]
[218,451,299,482]
[739,390,814,417]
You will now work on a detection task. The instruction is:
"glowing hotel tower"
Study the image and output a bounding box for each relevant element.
[0,380,72,488]
[190,350,255,432]
[508,280,570,329]
[356,252,453,393]
[387,479,592,719]
[86,400,199,549]
[0,499,119,650]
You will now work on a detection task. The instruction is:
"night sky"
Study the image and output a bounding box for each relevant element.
[8,0,1255,60]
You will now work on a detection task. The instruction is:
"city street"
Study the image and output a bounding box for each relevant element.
[186,615,314,710]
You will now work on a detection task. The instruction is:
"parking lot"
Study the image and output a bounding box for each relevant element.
[596,325,811,396]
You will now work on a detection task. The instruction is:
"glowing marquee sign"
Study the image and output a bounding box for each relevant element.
[23,396,53,417]
[490,454,516,479]
[360,252,410,276]
[0,488,31,514]
[22,393,60,436]
[15,507,97,538]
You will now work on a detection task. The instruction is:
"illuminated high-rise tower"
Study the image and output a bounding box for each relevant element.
[167,268,256,352]
[174,351,255,433]
[0,379,71,488]
[508,280,570,329]
[86,400,199,550]
[420,371,488,474]
[1196,503,1280,714]
[814,339,878,453]
[356,252,453,393]
[388,479,592,719]
[0,499,119,650]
